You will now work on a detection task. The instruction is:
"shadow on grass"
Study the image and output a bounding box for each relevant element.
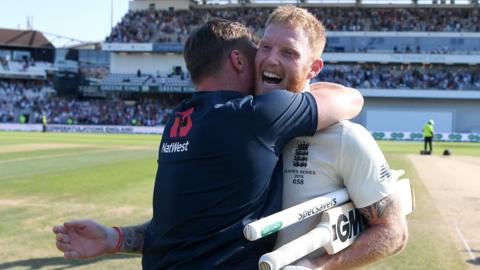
[0,254,140,269]
[466,254,480,266]
[467,258,480,266]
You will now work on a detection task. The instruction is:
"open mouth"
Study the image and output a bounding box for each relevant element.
[262,71,283,85]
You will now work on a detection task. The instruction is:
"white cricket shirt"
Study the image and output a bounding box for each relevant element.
[277,120,396,247]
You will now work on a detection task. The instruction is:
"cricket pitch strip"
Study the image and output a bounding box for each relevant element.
[408,154,480,268]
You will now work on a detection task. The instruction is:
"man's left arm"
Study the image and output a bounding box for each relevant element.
[296,193,407,270]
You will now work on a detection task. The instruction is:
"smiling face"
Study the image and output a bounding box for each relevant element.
[255,23,316,94]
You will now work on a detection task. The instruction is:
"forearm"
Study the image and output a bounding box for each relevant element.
[303,195,408,270]
[311,221,408,270]
[309,82,364,130]
[116,221,150,254]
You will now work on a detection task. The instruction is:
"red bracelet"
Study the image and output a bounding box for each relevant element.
[112,226,124,253]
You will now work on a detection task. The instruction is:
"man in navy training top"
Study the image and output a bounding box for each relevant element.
[53,18,363,269]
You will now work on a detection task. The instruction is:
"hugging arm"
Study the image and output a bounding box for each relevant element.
[309,82,363,130]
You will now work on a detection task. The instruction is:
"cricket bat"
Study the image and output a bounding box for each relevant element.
[244,170,406,241]
[258,178,414,270]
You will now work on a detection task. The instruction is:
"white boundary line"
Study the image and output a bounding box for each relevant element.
[454,224,477,263]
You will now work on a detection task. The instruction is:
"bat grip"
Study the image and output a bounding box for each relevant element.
[258,223,331,270]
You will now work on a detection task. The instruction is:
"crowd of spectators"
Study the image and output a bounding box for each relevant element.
[100,64,480,91]
[35,97,177,126]
[0,81,183,126]
[327,44,480,55]
[2,60,479,126]
[315,7,479,32]
[0,81,52,123]
[106,7,480,43]
[314,64,480,90]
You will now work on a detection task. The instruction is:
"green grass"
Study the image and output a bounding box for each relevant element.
[0,132,478,269]
[378,140,480,157]
[366,153,467,270]
[366,140,480,269]
[0,132,160,270]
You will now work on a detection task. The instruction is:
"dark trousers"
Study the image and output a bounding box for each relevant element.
[424,136,432,152]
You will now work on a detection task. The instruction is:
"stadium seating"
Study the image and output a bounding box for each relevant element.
[105,7,480,44]
[101,73,151,86]
[101,4,480,93]
[0,60,55,79]
[314,64,480,90]
[0,80,181,126]
[3,2,480,127]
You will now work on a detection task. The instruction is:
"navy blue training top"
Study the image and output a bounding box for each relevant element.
[143,90,318,270]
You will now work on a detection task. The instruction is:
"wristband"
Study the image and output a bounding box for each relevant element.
[112,226,124,253]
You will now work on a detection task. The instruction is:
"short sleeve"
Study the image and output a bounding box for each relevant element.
[232,90,318,154]
[339,122,396,208]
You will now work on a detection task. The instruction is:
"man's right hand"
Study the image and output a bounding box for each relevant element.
[53,219,119,259]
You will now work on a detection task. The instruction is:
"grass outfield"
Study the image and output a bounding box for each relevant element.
[0,132,158,269]
[1,131,479,269]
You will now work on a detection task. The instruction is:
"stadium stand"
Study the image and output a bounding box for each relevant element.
[0,28,57,79]
[100,73,193,90]
[0,80,181,126]
[102,73,151,86]
[98,65,480,92]
[96,0,480,134]
[2,1,480,133]
[105,7,480,44]
[0,80,54,123]
[0,60,55,79]
[100,2,480,93]
[314,63,480,90]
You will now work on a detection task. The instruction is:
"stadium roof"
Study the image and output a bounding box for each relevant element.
[0,28,54,48]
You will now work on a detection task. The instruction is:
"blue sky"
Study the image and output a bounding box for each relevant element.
[0,0,129,46]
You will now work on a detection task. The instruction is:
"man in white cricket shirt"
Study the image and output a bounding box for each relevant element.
[255,5,408,269]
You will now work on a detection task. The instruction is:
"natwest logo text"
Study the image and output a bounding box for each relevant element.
[161,141,189,154]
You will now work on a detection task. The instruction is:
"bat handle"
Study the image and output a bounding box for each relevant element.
[258,223,332,270]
